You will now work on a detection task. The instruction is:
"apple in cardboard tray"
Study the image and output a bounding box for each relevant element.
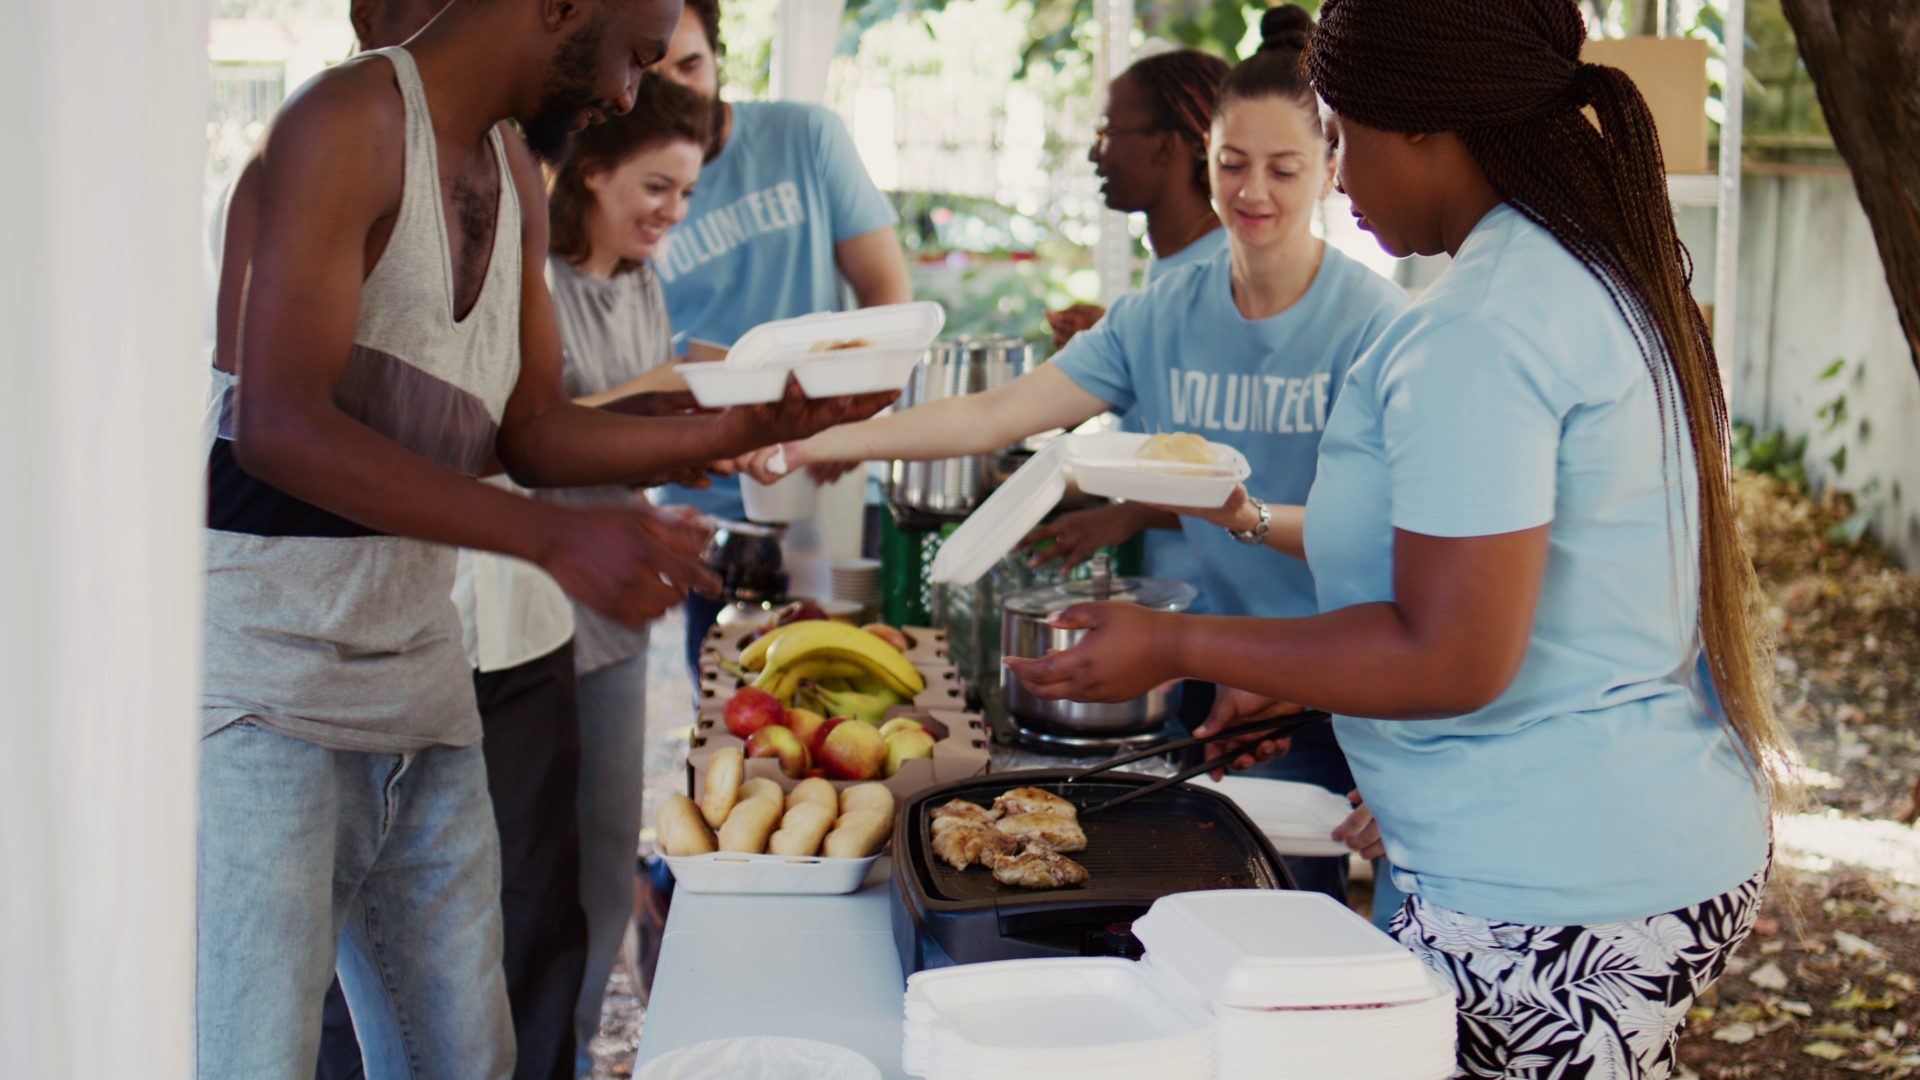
[745,724,811,778]
[724,687,787,740]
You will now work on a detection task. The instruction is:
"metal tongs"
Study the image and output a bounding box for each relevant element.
[1062,709,1331,816]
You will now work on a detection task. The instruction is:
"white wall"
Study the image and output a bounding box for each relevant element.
[0,2,209,1077]
[1681,173,1920,566]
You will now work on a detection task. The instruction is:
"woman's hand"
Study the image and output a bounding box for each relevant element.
[1002,602,1183,703]
[1332,790,1385,861]
[1045,303,1106,351]
[1021,504,1151,572]
[1193,688,1306,779]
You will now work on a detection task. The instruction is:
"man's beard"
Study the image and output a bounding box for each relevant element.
[521,19,605,163]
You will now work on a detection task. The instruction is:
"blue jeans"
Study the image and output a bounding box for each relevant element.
[571,649,649,1077]
[197,718,513,1080]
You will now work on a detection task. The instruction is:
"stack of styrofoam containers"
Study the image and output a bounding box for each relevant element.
[902,958,1214,1080]
[1134,890,1457,1080]
[901,891,1455,1080]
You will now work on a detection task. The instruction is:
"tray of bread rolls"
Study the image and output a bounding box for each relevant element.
[658,764,899,895]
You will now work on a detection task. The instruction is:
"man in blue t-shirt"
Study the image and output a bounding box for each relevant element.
[653,0,912,675]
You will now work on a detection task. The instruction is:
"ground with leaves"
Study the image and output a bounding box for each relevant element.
[1673,474,1920,1078]
[590,471,1920,1078]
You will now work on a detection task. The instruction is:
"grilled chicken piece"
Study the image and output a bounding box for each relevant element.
[987,843,1090,890]
[930,822,1019,871]
[929,799,998,833]
[993,812,1088,853]
[991,787,1077,820]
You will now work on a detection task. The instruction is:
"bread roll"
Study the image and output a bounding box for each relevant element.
[717,795,783,854]
[1137,431,1216,465]
[768,801,836,857]
[739,777,785,807]
[700,748,744,829]
[656,795,716,857]
[823,808,892,859]
[785,777,839,814]
[839,782,894,821]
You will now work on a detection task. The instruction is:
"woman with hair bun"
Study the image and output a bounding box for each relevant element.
[1007,0,1781,1074]
[746,5,1410,911]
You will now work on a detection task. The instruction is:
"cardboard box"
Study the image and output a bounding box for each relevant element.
[1583,36,1710,175]
[686,708,992,805]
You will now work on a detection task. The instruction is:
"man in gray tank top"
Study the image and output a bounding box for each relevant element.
[198,1,895,1076]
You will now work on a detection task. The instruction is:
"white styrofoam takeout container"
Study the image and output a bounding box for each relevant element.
[1066,431,1250,508]
[663,850,882,896]
[677,361,794,406]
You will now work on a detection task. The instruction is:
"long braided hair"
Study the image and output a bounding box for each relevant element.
[1310,0,1789,799]
[1125,49,1230,197]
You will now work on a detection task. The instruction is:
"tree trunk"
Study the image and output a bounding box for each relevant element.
[1780,0,1920,382]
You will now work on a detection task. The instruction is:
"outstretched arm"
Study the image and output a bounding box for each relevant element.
[1006,524,1550,720]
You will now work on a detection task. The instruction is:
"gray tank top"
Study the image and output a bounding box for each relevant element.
[201,46,523,752]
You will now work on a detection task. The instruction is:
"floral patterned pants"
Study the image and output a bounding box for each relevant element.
[1392,864,1770,1079]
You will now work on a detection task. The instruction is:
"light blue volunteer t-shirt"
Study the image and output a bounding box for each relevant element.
[1304,204,1770,927]
[654,100,899,518]
[1120,227,1233,605]
[1054,243,1408,619]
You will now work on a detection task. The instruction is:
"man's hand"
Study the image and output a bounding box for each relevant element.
[724,379,898,450]
[1332,790,1385,861]
[536,505,719,629]
[1045,303,1106,351]
[1022,504,1152,572]
[1192,688,1306,779]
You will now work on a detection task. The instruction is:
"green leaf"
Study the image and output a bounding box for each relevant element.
[1817,357,1848,381]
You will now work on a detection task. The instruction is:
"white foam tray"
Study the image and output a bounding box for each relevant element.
[1066,431,1250,508]
[663,850,881,895]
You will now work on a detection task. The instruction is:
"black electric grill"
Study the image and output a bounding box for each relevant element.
[890,769,1293,976]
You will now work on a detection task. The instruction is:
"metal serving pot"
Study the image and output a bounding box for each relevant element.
[887,335,1033,519]
[999,555,1198,737]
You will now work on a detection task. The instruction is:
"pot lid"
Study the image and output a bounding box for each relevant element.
[1002,554,1196,617]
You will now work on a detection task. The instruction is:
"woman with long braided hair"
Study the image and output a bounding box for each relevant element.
[1006,1,1782,1073]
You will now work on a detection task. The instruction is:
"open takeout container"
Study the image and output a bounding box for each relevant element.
[928,433,1251,588]
[681,302,946,407]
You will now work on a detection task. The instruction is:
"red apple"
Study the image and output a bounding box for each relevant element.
[809,716,849,759]
[817,719,887,781]
[783,707,828,750]
[745,724,811,778]
[861,623,911,653]
[725,687,787,741]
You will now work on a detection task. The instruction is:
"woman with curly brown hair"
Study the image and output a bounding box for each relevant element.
[1006,1,1783,1073]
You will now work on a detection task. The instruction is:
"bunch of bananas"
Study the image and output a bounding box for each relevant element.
[742,621,926,706]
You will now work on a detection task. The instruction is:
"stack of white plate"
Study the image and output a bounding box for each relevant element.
[828,558,883,615]
[1136,890,1456,1080]
[901,958,1213,1080]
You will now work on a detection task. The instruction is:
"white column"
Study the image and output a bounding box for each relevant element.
[772,0,849,105]
[0,2,208,1077]
[1712,0,1745,375]
[1094,0,1136,304]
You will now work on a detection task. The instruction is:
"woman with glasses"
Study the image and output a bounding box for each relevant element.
[746,6,1409,910]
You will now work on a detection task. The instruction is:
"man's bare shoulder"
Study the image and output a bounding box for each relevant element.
[254,55,408,216]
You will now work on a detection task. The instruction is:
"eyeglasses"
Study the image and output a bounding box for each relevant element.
[1092,123,1163,155]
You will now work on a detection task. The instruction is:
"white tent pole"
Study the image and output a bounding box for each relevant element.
[1095,0,1136,304]
[0,1,208,1078]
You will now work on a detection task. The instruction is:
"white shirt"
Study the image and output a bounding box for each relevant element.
[450,479,575,673]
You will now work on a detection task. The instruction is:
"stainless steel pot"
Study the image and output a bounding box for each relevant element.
[887,335,1033,518]
[999,555,1197,737]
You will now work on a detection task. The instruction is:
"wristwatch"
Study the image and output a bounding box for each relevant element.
[1227,497,1271,546]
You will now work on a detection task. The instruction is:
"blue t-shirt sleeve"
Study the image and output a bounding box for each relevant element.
[1048,290,1146,412]
[809,108,898,243]
[1379,314,1574,538]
